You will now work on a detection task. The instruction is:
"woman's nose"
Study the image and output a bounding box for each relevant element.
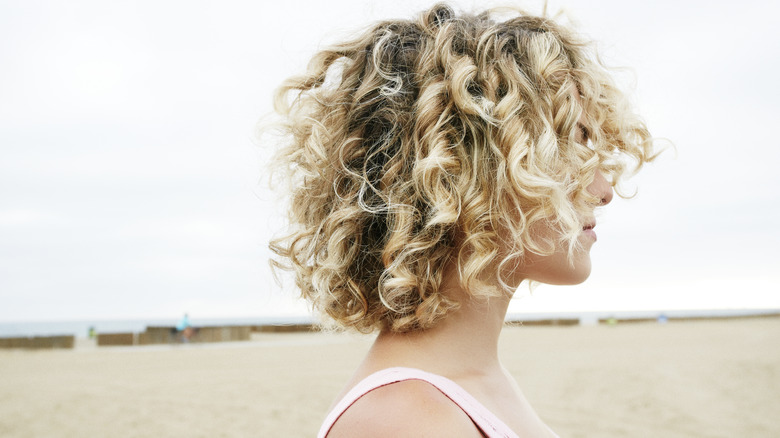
[588,170,613,206]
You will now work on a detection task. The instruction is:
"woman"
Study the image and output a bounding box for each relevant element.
[269,3,654,437]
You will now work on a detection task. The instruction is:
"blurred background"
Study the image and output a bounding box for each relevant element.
[1,0,778,333]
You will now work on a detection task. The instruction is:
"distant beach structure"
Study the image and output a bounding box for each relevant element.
[1,309,778,341]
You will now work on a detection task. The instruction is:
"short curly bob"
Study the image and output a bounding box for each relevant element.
[269,3,654,333]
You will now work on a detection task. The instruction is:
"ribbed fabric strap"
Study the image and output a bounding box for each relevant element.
[317,367,520,438]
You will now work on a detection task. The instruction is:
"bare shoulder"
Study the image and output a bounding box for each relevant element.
[327,379,483,438]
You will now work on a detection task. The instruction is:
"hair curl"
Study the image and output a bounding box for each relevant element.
[268,3,654,333]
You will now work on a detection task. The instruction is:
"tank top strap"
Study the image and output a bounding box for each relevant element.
[317,367,520,438]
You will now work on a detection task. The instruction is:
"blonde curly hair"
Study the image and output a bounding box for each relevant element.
[268,3,654,333]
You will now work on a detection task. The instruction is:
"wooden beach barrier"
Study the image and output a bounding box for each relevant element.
[194,326,251,343]
[251,323,317,333]
[0,335,75,349]
[138,326,177,345]
[0,337,27,349]
[505,318,580,327]
[96,333,135,346]
[597,317,657,325]
[33,335,76,349]
[92,325,253,347]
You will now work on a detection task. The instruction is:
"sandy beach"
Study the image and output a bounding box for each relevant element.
[1,317,778,437]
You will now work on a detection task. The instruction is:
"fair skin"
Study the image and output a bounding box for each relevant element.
[327,169,614,438]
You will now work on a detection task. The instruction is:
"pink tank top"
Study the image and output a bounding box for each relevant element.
[317,367,559,438]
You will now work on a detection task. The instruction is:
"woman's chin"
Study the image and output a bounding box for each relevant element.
[511,250,593,287]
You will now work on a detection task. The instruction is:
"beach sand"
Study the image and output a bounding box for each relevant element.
[0,317,778,437]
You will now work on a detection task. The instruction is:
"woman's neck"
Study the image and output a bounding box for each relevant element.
[363,264,514,379]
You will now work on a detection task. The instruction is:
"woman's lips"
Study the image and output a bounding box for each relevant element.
[582,223,597,241]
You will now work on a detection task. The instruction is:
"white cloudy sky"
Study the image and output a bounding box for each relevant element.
[1,0,778,322]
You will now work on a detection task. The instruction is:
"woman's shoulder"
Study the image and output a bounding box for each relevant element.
[327,379,484,438]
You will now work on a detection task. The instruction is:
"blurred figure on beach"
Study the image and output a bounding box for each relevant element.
[176,313,194,343]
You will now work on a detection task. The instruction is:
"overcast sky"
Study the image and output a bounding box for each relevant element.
[1,0,778,322]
